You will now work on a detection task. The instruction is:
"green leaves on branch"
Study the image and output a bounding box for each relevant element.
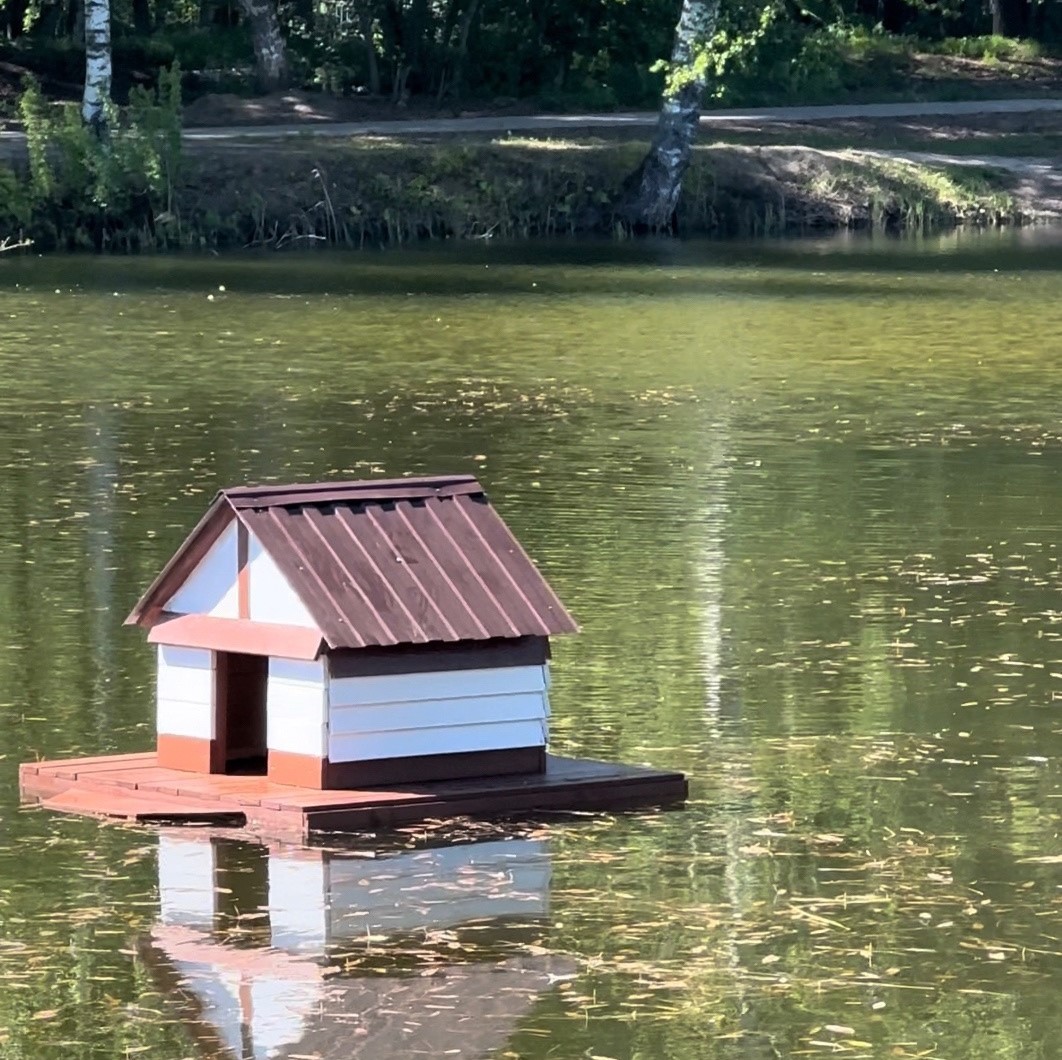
[655,0,781,100]
[19,63,182,213]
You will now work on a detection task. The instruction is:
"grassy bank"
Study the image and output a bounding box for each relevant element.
[0,135,1029,252]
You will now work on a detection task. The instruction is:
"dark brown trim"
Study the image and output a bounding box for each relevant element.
[236,522,250,620]
[157,734,219,773]
[324,746,545,788]
[224,476,481,509]
[326,637,549,679]
[269,750,326,788]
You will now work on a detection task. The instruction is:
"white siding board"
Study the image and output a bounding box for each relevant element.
[157,645,214,705]
[329,665,547,708]
[330,692,547,736]
[157,697,214,739]
[156,645,214,739]
[271,659,325,684]
[247,533,316,628]
[329,719,545,763]
[165,521,239,617]
[267,658,327,757]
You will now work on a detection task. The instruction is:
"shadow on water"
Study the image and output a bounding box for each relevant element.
[3,228,1062,299]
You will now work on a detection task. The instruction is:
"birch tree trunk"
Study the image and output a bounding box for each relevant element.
[82,0,113,132]
[618,0,721,231]
[236,0,290,92]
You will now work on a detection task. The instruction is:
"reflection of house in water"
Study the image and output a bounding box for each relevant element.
[141,834,570,1060]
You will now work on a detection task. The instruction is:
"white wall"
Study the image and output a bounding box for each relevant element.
[326,664,550,763]
[156,645,214,740]
[267,659,327,758]
[166,520,239,618]
[247,534,317,628]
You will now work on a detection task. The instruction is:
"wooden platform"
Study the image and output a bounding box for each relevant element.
[20,753,687,839]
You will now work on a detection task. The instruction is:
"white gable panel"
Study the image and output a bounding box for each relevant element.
[247,534,316,628]
[165,520,239,618]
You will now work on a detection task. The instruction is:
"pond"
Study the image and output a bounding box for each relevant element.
[1,228,1061,1059]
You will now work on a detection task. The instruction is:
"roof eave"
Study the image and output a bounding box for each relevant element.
[124,494,236,627]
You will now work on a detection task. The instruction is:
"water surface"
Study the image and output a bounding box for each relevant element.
[1,230,1061,1059]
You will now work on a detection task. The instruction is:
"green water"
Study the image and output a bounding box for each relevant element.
[2,229,1062,1059]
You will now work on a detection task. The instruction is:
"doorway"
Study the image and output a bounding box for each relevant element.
[215,652,268,775]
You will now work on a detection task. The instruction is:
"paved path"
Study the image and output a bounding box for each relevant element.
[185,96,1062,141]
[1,95,1061,149]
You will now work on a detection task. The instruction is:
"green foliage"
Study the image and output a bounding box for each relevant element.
[11,67,183,248]
[931,33,1044,59]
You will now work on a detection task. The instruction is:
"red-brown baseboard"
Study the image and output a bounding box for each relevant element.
[269,750,326,789]
[157,734,218,773]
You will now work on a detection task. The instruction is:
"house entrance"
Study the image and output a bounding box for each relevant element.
[215,652,268,775]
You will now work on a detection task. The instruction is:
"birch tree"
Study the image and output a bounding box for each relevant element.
[619,0,721,231]
[82,0,113,131]
[237,0,291,91]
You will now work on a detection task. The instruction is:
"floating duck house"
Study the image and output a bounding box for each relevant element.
[126,475,576,789]
[20,475,687,835]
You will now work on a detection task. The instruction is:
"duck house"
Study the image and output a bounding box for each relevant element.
[21,475,687,834]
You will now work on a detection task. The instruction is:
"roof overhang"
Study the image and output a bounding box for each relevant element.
[147,613,324,661]
[125,494,235,627]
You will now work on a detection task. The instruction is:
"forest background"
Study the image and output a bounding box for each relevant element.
[1,0,1060,250]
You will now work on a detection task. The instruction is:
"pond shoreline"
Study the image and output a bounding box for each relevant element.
[3,134,1057,252]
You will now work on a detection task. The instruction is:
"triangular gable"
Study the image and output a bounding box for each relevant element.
[165,519,240,618]
[127,496,318,632]
[162,521,316,628]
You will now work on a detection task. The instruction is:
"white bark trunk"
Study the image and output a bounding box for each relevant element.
[620,0,721,230]
[82,0,112,131]
[236,0,290,92]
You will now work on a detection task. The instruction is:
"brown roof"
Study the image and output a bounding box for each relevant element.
[127,475,578,650]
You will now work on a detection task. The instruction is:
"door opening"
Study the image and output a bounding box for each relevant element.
[216,652,268,775]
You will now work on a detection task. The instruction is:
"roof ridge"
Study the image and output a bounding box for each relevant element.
[221,475,478,499]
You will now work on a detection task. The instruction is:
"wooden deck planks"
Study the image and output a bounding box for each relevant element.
[20,751,687,838]
[42,787,246,825]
